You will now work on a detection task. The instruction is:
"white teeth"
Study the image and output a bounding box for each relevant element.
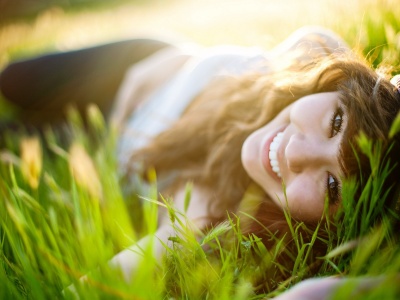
[270,160,279,167]
[270,141,279,151]
[269,132,283,178]
[268,151,277,160]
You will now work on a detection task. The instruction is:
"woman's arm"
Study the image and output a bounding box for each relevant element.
[273,276,390,300]
[108,224,176,282]
[64,184,211,298]
[107,184,212,282]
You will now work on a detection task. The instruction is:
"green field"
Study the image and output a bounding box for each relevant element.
[1,0,400,299]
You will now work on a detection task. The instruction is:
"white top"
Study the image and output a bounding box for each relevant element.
[115,45,269,174]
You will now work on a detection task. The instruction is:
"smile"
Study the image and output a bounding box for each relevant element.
[269,132,283,178]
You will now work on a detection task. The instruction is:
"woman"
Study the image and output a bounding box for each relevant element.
[1,26,399,296]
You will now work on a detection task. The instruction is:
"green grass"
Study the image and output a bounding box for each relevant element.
[1,0,400,299]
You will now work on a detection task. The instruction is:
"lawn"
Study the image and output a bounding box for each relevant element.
[0,0,400,299]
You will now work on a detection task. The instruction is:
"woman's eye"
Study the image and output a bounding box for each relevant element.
[330,108,344,137]
[327,173,341,204]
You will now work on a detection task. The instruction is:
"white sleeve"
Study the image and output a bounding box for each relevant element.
[110,46,193,130]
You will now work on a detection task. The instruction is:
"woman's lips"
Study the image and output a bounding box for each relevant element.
[261,126,286,182]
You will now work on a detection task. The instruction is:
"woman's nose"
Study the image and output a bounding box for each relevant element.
[285,133,332,173]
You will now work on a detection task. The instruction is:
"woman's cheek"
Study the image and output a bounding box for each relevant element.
[285,179,326,221]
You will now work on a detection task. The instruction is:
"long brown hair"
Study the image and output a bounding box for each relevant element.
[129,50,400,290]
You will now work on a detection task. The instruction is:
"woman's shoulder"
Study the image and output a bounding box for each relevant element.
[269,26,350,60]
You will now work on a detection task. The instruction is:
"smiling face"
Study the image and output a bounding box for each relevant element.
[241,92,345,221]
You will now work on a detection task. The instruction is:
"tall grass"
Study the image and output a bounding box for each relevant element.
[0,0,400,299]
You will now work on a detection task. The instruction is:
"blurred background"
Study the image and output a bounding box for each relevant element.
[0,0,399,69]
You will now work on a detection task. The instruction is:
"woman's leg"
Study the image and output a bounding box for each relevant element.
[0,39,172,124]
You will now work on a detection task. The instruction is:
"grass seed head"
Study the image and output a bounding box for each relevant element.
[69,142,102,201]
[20,136,42,189]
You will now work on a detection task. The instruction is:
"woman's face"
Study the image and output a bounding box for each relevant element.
[241,92,346,221]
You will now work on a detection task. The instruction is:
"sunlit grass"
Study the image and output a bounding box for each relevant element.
[1,0,400,299]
